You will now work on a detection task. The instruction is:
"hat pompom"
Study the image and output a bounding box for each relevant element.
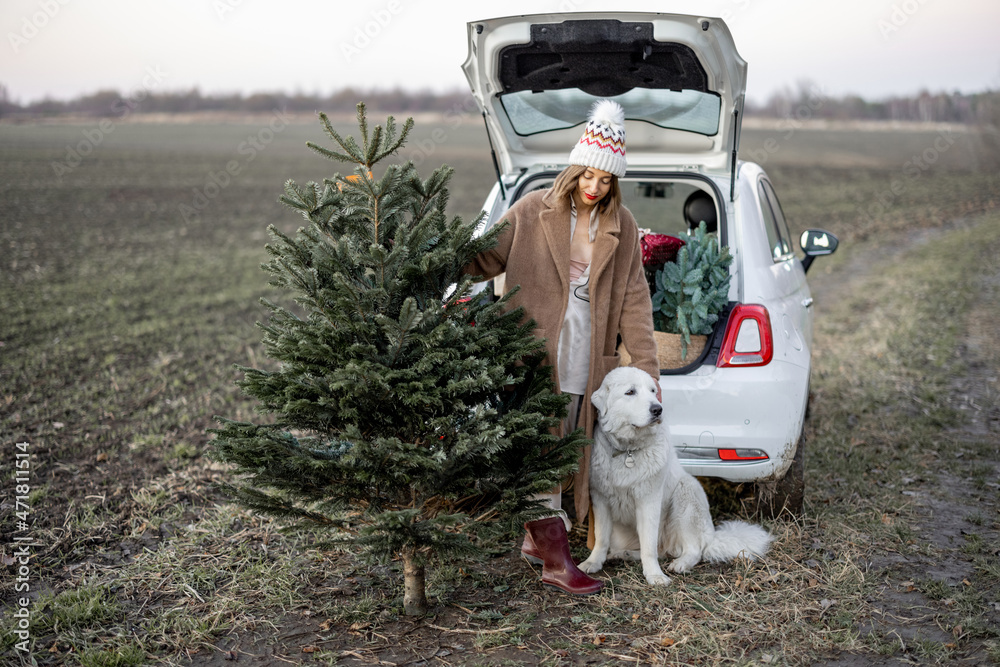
[589,99,625,131]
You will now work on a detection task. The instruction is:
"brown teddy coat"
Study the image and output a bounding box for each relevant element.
[465,187,659,524]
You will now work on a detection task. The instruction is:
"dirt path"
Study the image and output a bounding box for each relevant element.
[810,215,1000,665]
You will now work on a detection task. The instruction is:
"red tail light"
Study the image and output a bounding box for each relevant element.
[718,304,773,367]
[718,448,769,461]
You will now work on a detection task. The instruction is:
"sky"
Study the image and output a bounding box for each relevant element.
[2,0,999,106]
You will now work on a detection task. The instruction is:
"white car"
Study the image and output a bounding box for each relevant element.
[462,12,838,515]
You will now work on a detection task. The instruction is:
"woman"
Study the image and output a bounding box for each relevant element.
[465,100,660,595]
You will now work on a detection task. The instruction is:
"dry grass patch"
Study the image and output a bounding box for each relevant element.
[4,125,999,665]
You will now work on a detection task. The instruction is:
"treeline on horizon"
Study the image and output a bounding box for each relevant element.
[0,83,997,126]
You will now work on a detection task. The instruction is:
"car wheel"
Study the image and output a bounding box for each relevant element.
[751,431,805,519]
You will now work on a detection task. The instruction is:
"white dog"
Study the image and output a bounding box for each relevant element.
[579,366,773,586]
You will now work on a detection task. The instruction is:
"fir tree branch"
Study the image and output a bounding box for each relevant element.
[312,111,362,163]
[306,141,354,164]
[357,102,369,148]
[375,116,414,163]
[364,124,382,167]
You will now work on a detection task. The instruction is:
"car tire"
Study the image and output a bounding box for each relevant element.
[751,430,805,519]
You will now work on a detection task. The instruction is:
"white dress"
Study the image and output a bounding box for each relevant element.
[538,201,597,518]
[557,204,596,397]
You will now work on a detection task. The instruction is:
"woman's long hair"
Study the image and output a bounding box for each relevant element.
[550,164,622,221]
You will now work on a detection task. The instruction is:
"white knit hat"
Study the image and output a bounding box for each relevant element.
[568,99,627,177]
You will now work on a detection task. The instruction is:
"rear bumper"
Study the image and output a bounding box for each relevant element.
[659,359,808,482]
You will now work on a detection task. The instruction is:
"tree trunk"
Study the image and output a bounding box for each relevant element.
[401,547,428,616]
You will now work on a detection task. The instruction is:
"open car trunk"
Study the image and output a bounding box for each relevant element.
[484,169,733,373]
[463,12,748,175]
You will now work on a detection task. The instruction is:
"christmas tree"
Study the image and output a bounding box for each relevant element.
[210,104,583,615]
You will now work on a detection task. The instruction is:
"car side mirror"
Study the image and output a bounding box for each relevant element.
[800,229,838,273]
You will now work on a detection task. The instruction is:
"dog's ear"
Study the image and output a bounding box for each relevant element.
[591,381,609,416]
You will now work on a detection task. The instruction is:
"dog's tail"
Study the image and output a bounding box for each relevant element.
[702,520,773,563]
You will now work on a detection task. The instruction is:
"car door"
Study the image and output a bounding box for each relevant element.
[757,177,813,367]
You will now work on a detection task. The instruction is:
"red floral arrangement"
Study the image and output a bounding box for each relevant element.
[640,233,685,293]
[641,233,685,266]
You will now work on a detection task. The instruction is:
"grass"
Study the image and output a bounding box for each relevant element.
[2,116,1000,665]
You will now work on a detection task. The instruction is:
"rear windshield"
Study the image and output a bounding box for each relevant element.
[499,88,721,137]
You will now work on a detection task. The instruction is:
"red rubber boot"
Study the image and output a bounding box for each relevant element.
[523,517,603,595]
[520,530,543,565]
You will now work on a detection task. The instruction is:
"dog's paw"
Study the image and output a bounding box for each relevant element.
[578,557,604,574]
[644,571,672,586]
[666,555,698,573]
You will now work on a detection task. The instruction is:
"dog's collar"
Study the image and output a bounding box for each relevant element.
[597,425,639,468]
[611,447,637,468]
